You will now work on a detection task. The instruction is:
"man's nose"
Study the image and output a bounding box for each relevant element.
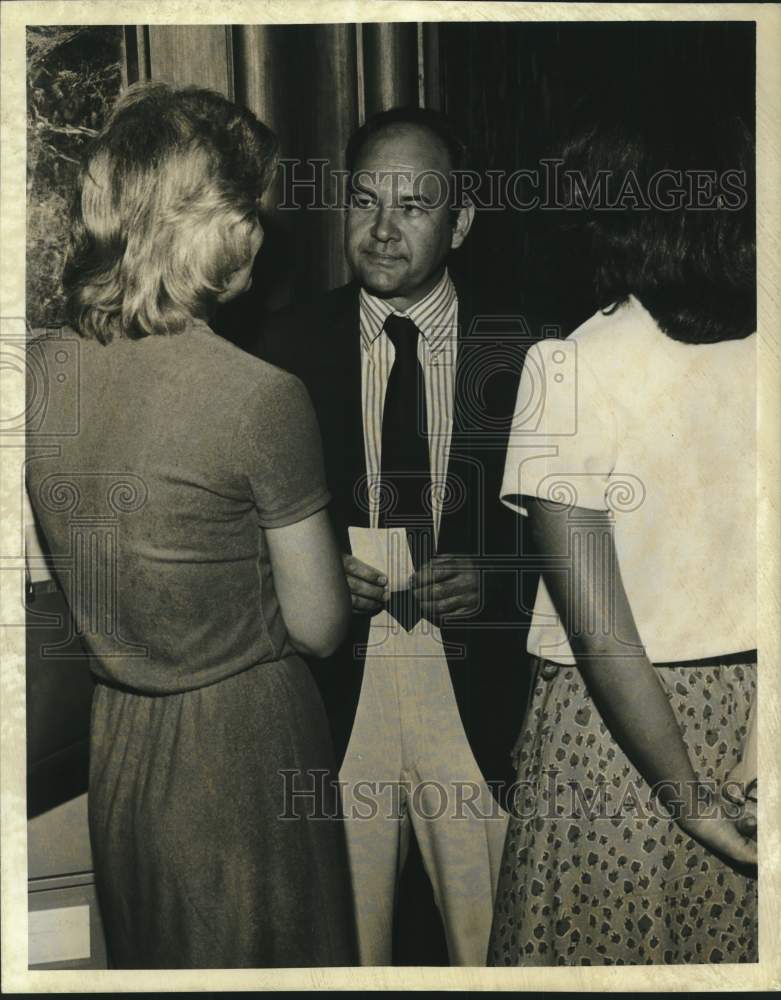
[370,205,400,243]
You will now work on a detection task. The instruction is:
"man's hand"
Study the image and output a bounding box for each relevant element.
[342,554,388,615]
[410,555,481,625]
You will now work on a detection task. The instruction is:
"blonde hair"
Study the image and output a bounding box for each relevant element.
[64,83,278,342]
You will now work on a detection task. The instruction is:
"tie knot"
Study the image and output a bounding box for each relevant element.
[383,314,419,357]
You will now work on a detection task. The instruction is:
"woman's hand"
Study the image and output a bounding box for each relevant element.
[722,776,758,841]
[736,796,758,841]
[526,497,758,870]
[680,814,757,866]
[723,694,757,841]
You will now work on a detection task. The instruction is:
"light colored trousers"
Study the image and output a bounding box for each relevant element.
[338,611,509,966]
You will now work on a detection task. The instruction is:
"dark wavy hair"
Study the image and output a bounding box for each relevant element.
[557,90,755,344]
[63,82,278,343]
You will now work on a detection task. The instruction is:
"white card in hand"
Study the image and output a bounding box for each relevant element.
[348,527,414,593]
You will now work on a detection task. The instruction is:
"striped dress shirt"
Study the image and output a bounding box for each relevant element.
[359,269,458,545]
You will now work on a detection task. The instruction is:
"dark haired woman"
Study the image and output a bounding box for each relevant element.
[488,96,757,966]
[26,82,356,968]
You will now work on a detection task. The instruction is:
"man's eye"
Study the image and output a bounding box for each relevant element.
[403,203,425,216]
[351,194,375,209]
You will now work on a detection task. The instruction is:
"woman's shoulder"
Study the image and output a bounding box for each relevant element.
[185,320,307,396]
[559,298,685,395]
[527,304,644,388]
[528,302,650,379]
[566,298,659,354]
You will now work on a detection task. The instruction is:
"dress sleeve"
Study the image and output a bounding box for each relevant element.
[234,370,331,528]
[501,337,617,515]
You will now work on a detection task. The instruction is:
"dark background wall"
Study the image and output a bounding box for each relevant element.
[27,21,755,343]
[212,20,756,346]
[438,21,755,334]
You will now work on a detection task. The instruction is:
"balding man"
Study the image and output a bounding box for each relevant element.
[256,106,532,966]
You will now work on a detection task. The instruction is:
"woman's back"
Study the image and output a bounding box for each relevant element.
[511,295,756,664]
[26,319,330,692]
[24,80,356,969]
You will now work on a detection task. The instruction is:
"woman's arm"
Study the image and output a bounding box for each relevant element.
[528,497,756,865]
[266,508,351,658]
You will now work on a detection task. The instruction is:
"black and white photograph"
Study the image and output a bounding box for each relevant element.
[1,1,779,991]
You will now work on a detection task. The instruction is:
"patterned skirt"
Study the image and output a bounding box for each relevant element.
[487,654,758,966]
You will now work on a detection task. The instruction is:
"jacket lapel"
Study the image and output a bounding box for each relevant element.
[316,285,369,538]
[438,284,479,557]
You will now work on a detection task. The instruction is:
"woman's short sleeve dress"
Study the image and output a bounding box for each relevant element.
[488,299,757,966]
[26,320,357,968]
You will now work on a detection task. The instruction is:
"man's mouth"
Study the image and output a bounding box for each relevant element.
[364,250,405,264]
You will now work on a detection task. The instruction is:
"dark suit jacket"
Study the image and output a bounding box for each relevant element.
[254,279,537,803]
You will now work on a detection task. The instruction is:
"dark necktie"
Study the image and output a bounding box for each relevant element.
[378,314,434,631]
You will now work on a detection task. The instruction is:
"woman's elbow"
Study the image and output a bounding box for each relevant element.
[287,608,350,659]
[290,632,341,659]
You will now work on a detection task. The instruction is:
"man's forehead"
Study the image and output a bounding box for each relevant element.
[353,124,452,174]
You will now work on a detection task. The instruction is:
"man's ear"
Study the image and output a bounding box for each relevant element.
[450,201,475,250]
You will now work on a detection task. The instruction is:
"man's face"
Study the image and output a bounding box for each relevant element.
[345,125,471,311]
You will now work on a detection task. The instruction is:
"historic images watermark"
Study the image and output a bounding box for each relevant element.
[276,160,750,213]
[277,769,757,824]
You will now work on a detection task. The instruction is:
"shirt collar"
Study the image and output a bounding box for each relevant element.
[359,270,457,355]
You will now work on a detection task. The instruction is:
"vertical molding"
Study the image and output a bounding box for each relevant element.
[120,26,150,88]
[120,27,133,88]
[146,26,232,96]
[230,24,294,310]
[417,23,425,107]
[139,26,151,82]
[422,23,442,110]
[233,25,278,127]
[224,25,235,102]
[308,23,359,291]
[362,22,418,118]
[355,23,366,126]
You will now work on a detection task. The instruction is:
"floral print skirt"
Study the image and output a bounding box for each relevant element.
[487,654,758,966]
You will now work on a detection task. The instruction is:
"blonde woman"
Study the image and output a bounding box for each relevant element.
[26,83,355,968]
